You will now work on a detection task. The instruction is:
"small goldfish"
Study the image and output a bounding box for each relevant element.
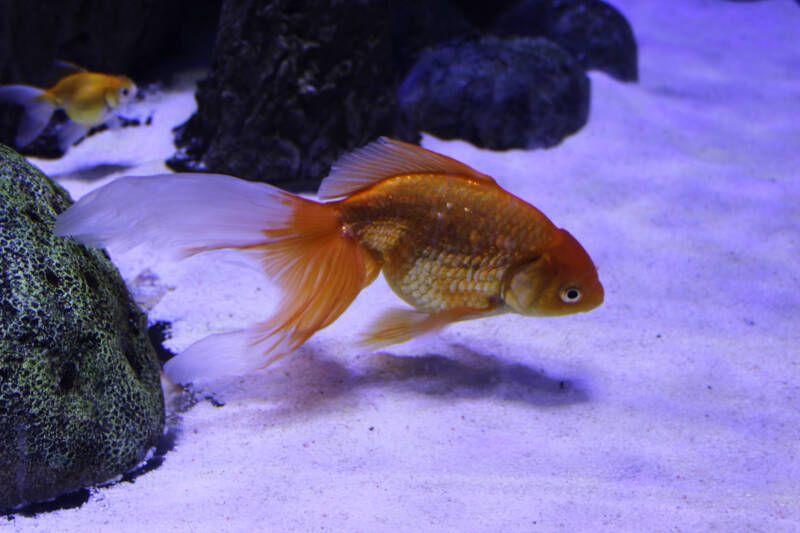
[55,138,603,383]
[0,64,136,149]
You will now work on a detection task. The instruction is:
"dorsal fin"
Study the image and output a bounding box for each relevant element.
[48,60,89,86]
[317,137,496,200]
[54,60,88,74]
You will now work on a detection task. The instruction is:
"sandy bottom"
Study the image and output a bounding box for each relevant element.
[6,1,799,531]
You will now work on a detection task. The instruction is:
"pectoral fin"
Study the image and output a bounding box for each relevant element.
[360,306,495,349]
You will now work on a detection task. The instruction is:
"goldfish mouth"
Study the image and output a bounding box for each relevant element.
[581,280,605,312]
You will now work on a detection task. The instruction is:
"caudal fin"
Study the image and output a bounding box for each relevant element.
[0,85,55,146]
[163,184,380,383]
[163,328,268,383]
[55,173,379,383]
[54,173,295,254]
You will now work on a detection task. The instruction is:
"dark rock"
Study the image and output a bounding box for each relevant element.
[397,36,590,150]
[451,0,522,28]
[492,0,638,82]
[549,0,638,81]
[388,1,474,75]
[169,0,638,184]
[0,144,164,511]
[169,0,419,191]
[489,0,553,36]
[0,0,221,150]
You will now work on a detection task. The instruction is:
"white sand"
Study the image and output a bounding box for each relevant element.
[7,1,799,531]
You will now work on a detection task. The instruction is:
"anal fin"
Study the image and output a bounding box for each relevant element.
[360,306,495,349]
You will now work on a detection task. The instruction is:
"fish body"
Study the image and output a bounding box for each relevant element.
[43,72,136,127]
[0,68,136,148]
[55,138,603,382]
[341,173,560,314]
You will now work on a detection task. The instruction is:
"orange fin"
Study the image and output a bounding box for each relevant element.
[55,172,380,383]
[359,306,492,349]
[165,195,380,383]
[317,137,496,200]
[247,198,380,360]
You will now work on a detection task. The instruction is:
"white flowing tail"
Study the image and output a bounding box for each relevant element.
[55,173,378,383]
[0,85,55,147]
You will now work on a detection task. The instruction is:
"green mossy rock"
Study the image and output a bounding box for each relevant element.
[0,144,164,511]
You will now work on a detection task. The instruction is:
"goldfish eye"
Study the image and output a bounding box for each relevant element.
[120,87,130,97]
[559,286,582,304]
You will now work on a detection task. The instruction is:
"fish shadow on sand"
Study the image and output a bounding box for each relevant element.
[359,346,589,407]
[48,162,136,182]
[189,344,589,423]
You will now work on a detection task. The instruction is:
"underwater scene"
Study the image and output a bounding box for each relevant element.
[1,0,798,530]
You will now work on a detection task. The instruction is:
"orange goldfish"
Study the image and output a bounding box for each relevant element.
[55,138,603,383]
[0,65,136,149]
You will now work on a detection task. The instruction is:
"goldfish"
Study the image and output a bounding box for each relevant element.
[54,138,603,383]
[0,63,136,149]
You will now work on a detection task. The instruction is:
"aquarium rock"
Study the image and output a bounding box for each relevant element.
[398,36,590,150]
[385,1,473,76]
[492,0,638,82]
[0,145,164,511]
[169,0,637,181]
[169,0,418,191]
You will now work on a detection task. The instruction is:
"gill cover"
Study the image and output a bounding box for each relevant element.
[503,256,551,316]
[502,229,603,316]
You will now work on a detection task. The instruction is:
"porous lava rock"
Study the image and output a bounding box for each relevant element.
[397,36,590,150]
[168,0,420,191]
[0,144,164,511]
[492,0,638,82]
[171,0,637,181]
